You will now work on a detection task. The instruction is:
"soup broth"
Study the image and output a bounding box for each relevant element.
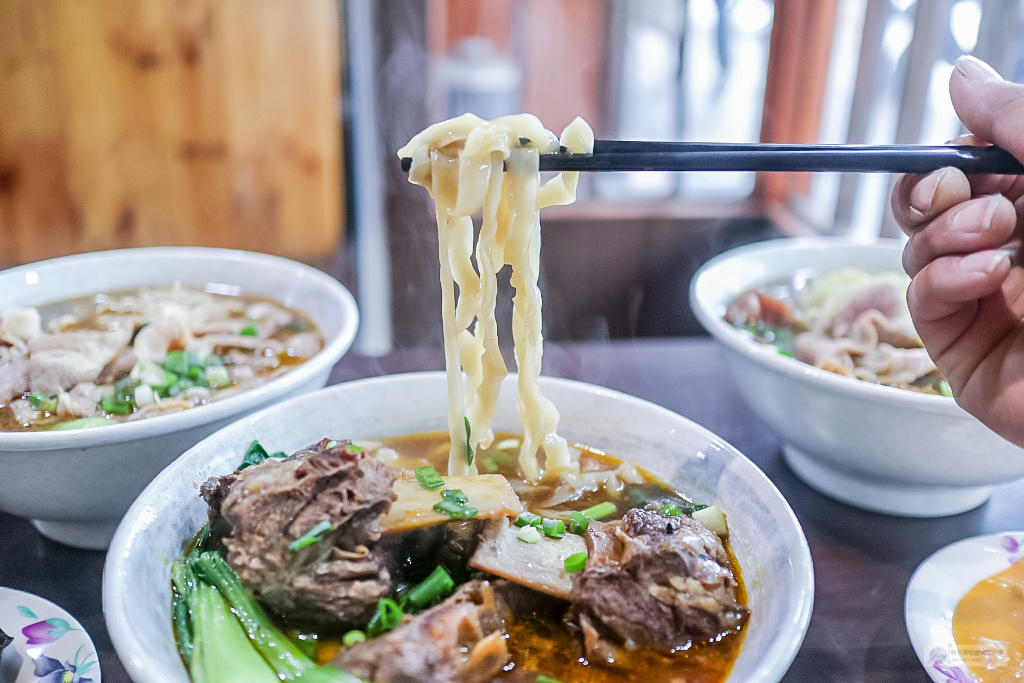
[304,432,747,683]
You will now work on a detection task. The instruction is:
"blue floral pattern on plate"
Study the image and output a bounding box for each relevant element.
[0,587,100,683]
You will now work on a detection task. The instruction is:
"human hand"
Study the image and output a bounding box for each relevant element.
[892,55,1024,445]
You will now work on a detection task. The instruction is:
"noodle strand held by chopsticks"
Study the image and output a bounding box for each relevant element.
[399,114,594,481]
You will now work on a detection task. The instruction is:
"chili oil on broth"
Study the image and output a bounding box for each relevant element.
[350,431,748,683]
[0,285,322,432]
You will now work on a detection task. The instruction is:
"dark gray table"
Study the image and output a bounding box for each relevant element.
[3,338,1022,682]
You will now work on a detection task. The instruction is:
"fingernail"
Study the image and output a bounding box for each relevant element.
[952,195,1001,233]
[960,249,1011,273]
[911,169,947,212]
[955,55,1002,82]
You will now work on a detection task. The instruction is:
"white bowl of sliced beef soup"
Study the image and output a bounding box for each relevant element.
[104,371,813,683]
[0,248,358,549]
[691,236,1024,518]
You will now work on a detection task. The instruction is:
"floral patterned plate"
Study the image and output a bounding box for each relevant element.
[0,587,100,683]
[905,532,1024,683]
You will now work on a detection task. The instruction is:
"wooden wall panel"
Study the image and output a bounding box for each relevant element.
[0,0,342,265]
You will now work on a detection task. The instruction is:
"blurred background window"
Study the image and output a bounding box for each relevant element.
[3,0,1024,351]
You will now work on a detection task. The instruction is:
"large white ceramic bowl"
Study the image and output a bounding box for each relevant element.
[0,247,358,549]
[104,372,814,683]
[690,236,1024,517]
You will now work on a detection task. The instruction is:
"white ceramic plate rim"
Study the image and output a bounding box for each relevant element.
[689,237,960,417]
[0,586,101,683]
[103,371,814,683]
[0,247,359,451]
[905,531,1024,682]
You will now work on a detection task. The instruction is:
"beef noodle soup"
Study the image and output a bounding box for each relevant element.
[0,286,322,431]
[168,114,747,683]
[725,267,949,395]
[175,433,747,683]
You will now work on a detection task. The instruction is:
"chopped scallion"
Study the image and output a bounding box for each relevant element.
[342,630,366,647]
[27,392,57,412]
[440,489,469,506]
[568,511,590,535]
[517,526,542,544]
[414,465,444,490]
[582,502,617,520]
[347,444,363,453]
[366,598,403,638]
[288,520,333,551]
[515,512,543,528]
[564,552,588,573]
[239,323,258,337]
[537,676,564,683]
[661,502,683,517]
[404,566,455,609]
[464,416,473,465]
[205,365,231,388]
[163,350,189,376]
[99,396,133,416]
[432,499,478,519]
[542,518,566,539]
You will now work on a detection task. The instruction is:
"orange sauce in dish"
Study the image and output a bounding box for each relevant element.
[952,557,1024,682]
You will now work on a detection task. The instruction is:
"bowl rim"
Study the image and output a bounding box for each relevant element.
[689,236,963,417]
[0,246,359,451]
[103,370,815,683]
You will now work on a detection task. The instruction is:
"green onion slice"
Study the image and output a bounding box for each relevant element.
[99,396,133,416]
[515,512,543,528]
[568,511,590,535]
[661,502,683,517]
[464,416,473,465]
[542,518,566,539]
[404,566,455,609]
[239,323,258,337]
[288,520,333,551]
[432,499,479,519]
[517,526,542,544]
[342,630,366,647]
[564,552,588,573]
[582,502,617,520]
[440,489,469,506]
[27,392,57,412]
[163,350,188,376]
[537,676,565,683]
[366,598,403,638]
[414,465,444,490]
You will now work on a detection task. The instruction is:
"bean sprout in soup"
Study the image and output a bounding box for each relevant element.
[0,286,323,431]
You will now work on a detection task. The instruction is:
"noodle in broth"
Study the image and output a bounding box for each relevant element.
[398,114,594,481]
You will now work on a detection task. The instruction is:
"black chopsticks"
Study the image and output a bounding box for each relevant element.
[399,141,1024,175]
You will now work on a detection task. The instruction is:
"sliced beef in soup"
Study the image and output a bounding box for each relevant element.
[200,438,397,627]
[330,579,510,683]
[568,508,747,656]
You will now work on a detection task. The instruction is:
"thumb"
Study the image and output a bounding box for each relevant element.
[950,56,1024,160]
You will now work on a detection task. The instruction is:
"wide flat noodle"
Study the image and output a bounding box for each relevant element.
[400,114,594,480]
